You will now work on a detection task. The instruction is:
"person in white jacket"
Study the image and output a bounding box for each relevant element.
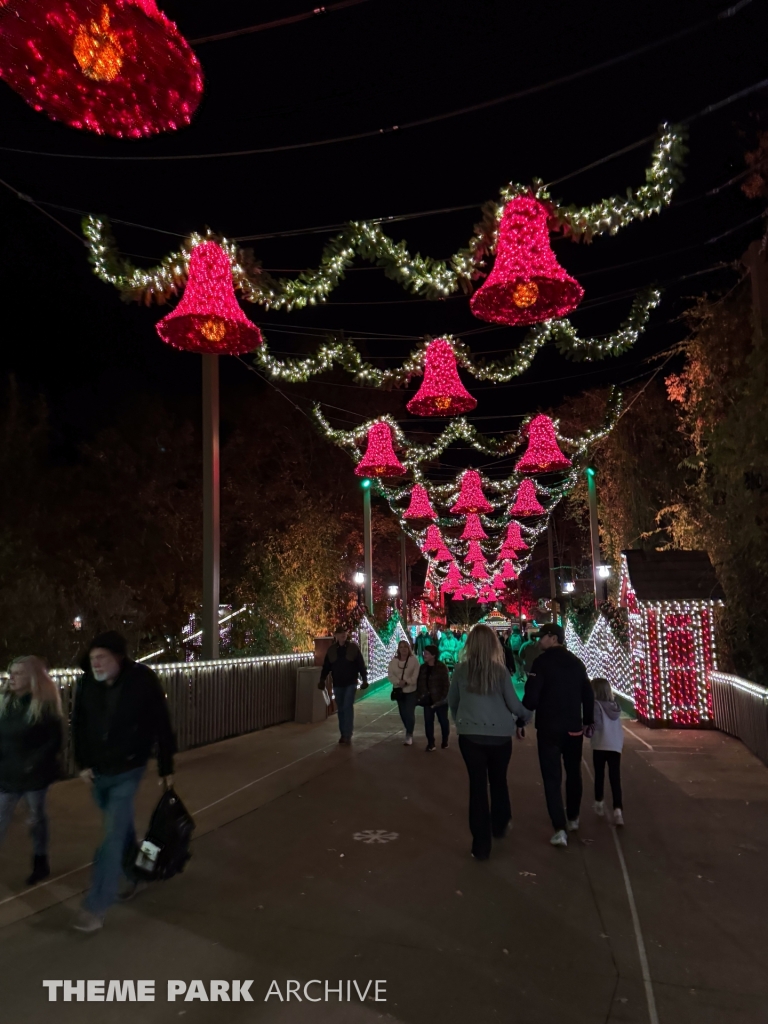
[588,678,624,825]
[387,640,420,746]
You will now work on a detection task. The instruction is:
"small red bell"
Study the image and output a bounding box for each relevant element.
[423,525,444,552]
[501,560,518,580]
[509,479,546,517]
[406,339,477,417]
[515,415,572,473]
[443,563,463,592]
[403,485,437,521]
[470,195,583,326]
[157,242,263,355]
[355,422,406,478]
[434,545,454,562]
[477,584,498,604]
[504,522,529,550]
[460,514,488,541]
[471,562,489,580]
[451,471,493,515]
[465,540,486,563]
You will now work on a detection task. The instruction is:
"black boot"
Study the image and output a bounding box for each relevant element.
[26,855,50,886]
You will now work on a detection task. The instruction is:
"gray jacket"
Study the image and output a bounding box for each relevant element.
[448,662,532,737]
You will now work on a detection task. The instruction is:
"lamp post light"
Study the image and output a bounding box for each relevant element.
[562,581,576,594]
[388,584,399,614]
[354,572,366,609]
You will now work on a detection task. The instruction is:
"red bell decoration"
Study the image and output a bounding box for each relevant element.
[460,514,488,541]
[457,584,478,599]
[515,415,572,473]
[477,584,498,604]
[443,562,463,592]
[501,560,518,580]
[492,573,507,590]
[469,195,583,326]
[0,0,203,138]
[498,543,519,560]
[403,484,437,521]
[423,525,444,553]
[406,338,477,417]
[510,479,545,517]
[465,540,486,563]
[355,422,406,478]
[451,471,493,515]
[470,561,489,580]
[505,521,529,550]
[434,545,453,563]
[156,242,263,355]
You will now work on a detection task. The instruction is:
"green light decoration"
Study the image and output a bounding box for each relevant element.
[82,125,684,309]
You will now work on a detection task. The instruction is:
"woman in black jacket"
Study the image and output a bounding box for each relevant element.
[417,645,451,752]
[0,656,63,884]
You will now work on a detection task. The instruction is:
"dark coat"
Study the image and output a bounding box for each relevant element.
[319,641,368,688]
[523,645,594,734]
[416,661,450,706]
[72,660,176,778]
[0,693,63,793]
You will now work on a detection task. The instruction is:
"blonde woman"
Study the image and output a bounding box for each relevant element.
[0,656,63,884]
[387,639,420,745]
[448,625,532,860]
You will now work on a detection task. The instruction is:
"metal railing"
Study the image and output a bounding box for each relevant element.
[710,671,768,767]
[2,653,314,774]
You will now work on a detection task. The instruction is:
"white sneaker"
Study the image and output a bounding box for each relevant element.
[566,818,580,832]
[613,808,624,826]
[594,800,605,817]
[404,735,413,746]
[550,830,568,847]
[72,909,104,933]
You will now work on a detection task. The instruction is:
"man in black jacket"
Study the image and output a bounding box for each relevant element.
[71,631,176,932]
[318,627,368,744]
[523,622,594,848]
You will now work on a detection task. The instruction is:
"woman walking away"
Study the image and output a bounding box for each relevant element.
[448,625,532,861]
[589,678,624,825]
[387,640,420,745]
[417,645,451,752]
[0,657,63,884]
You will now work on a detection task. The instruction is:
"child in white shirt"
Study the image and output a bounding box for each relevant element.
[589,678,624,825]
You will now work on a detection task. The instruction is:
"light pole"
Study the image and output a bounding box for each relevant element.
[202,354,220,661]
[361,478,373,615]
[586,466,602,610]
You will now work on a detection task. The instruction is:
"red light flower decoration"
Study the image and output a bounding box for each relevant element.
[355,422,406,478]
[406,338,477,417]
[510,479,545,517]
[156,242,263,355]
[450,470,493,515]
[469,195,583,326]
[460,514,488,541]
[403,484,437,521]
[0,0,203,137]
[515,415,572,473]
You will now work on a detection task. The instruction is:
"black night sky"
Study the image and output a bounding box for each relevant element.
[0,0,766,450]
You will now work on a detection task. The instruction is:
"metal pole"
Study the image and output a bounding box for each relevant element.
[586,467,601,609]
[363,484,373,615]
[202,354,220,660]
[400,532,408,620]
[547,521,558,622]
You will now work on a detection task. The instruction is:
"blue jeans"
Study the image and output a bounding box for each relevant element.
[333,684,357,739]
[0,788,49,856]
[397,692,418,736]
[84,766,145,917]
[423,703,450,746]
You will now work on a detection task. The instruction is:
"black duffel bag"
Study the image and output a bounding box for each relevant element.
[127,787,195,882]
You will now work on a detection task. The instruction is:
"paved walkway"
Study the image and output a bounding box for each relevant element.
[0,687,766,1024]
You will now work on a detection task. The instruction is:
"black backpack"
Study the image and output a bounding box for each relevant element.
[130,787,195,882]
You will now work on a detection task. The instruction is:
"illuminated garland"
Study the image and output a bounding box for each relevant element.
[82,126,684,308]
[255,288,660,384]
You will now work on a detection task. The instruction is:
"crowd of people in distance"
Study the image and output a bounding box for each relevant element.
[0,618,626,932]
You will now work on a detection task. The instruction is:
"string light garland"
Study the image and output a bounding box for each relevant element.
[156,241,263,355]
[470,195,584,326]
[82,126,684,304]
[0,0,203,138]
[515,414,572,473]
[406,338,476,417]
[354,422,405,478]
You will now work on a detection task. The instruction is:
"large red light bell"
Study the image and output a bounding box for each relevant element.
[470,195,583,326]
[156,242,263,355]
[355,422,406,478]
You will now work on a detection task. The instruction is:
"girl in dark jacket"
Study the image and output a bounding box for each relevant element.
[417,645,451,752]
[0,656,63,884]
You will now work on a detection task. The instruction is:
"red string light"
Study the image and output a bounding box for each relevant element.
[0,0,203,137]
[406,338,477,417]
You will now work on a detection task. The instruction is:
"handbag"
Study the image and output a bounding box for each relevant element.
[125,787,195,882]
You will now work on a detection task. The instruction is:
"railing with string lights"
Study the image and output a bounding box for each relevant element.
[709,671,768,768]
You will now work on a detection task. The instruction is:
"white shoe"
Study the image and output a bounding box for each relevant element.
[566,818,580,832]
[550,830,568,847]
[404,735,413,746]
[613,808,624,826]
[72,909,104,933]
[594,800,605,817]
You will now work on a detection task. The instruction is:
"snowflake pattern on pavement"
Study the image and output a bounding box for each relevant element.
[352,830,399,844]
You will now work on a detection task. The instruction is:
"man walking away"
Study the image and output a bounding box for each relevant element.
[318,627,368,744]
[523,622,594,848]
[72,632,176,932]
